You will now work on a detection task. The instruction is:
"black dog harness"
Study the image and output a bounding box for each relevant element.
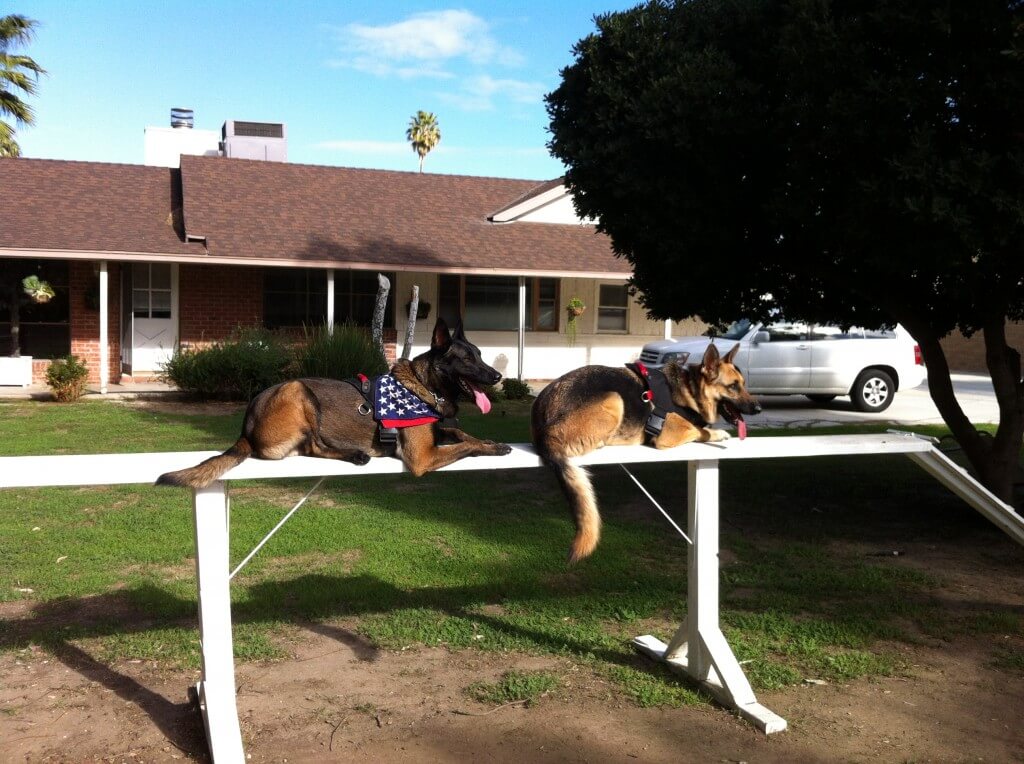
[626,362,708,438]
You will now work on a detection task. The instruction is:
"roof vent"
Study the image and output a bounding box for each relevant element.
[170,107,194,129]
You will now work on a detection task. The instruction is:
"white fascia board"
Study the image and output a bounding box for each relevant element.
[0,248,630,280]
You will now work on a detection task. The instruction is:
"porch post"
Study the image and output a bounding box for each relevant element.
[665,319,673,340]
[326,269,335,335]
[517,276,526,380]
[99,261,109,394]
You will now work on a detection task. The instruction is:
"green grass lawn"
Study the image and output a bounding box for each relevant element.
[1,398,1020,708]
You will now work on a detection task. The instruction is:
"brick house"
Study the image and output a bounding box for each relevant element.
[1,154,704,389]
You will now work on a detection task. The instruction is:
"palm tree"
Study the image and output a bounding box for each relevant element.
[0,14,46,158]
[406,110,441,173]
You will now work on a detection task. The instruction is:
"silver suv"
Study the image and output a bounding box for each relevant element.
[638,319,927,412]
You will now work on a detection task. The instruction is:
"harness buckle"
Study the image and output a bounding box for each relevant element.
[379,427,398,447]
[644,411,667,438]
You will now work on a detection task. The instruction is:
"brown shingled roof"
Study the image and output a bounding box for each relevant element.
[180,156,625,276]
[0,158,203,257]
[1,156,628,277]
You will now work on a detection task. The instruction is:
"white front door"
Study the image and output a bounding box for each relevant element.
[131,263,178,373]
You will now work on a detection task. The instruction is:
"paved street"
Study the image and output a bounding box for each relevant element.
[752,373,999,429]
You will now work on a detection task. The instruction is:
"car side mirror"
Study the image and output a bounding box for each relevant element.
[752,331,770,345]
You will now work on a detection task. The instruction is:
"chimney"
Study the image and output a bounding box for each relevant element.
[170,107,195,129]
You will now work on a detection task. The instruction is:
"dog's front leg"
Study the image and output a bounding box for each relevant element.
[653,412,730,449]
[436,426,508,450]
[400,426,512,477]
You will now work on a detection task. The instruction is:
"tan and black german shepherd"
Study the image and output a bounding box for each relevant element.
[531,343,760,563]
[157,319,512,488]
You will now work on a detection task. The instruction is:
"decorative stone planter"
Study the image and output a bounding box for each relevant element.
[0,356,33,387]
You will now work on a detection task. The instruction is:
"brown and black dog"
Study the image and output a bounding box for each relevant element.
[532,343,760,563]
[157,319,512,488]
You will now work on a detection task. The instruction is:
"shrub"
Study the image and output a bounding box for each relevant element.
[45,355,89,402]
[292,323,388,380]
[501,377,532,400]
[160,327,291,400]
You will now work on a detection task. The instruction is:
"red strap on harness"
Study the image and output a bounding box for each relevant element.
[634,361,654,402]
[357,373,368,383]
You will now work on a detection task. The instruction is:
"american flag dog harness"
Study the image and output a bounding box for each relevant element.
[343,373,452,452]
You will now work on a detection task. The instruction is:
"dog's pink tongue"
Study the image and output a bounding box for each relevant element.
[738,419,747,440]
[474,388,492,414]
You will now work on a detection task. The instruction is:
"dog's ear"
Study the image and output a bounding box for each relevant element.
[431,318,453,353]
[723,343,740,365]
[701,342,722,379]
[453,319,467,341]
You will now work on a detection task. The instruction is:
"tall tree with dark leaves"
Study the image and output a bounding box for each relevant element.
[0,14,46,157]
[548,0,1024,502]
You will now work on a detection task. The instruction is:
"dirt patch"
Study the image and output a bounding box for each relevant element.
[3,619,1023,763]
[3,536,1024,762]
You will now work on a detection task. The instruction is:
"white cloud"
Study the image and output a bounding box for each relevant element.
[438,74,548,112]
[333,10,523,79]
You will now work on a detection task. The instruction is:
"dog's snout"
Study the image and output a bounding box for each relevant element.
[489,370,502,385]
[751,401,762,415]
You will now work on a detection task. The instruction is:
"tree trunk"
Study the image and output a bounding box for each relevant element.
[6,285,20,358]
[402,286,419,360]
[912,321,1023,505]
[980,319,1024,503]
[372,273,390,360]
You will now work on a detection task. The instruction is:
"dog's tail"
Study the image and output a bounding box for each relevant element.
[156,437,253,489]
[542,454,601,564]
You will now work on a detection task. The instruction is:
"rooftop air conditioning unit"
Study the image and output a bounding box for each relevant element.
[220,120,287,162]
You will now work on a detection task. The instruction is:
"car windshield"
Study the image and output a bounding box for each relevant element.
[717,319,752,340]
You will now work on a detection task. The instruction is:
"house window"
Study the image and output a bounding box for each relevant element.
[438,275,559,331]
[334,270,395,329]
[0,258,70,359]
[597,283,629,332]
[263,268,327,329]
[132,264,172,319]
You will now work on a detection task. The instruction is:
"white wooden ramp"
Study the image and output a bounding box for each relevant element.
[2,433,1023,759]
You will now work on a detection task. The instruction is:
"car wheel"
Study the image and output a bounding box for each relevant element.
[806,394,837,403]
[851,368,895,412]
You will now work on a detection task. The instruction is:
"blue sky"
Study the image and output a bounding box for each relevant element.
[12,1,636,179]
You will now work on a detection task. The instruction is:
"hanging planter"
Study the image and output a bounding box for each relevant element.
[566,297,586,347]
[22,275,54,303]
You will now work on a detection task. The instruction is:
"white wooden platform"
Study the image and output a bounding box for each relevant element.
[2,433,1022,761]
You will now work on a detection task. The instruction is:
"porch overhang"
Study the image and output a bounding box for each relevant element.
[0,247,631,281]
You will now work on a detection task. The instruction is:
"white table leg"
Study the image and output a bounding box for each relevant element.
[633,460,787,734]
[192,482,246,762]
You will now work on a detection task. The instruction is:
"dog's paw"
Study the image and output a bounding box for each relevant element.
[492,442,513,456]
[708,429,731,442]
[349,451,372,466]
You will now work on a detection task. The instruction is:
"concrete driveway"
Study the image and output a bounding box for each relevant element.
[751,373,999,429]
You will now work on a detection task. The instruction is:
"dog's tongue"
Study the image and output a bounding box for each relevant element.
[473,387,492,414]
[737,418,747,440]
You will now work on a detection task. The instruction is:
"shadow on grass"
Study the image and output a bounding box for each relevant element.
[1,566,683,753]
